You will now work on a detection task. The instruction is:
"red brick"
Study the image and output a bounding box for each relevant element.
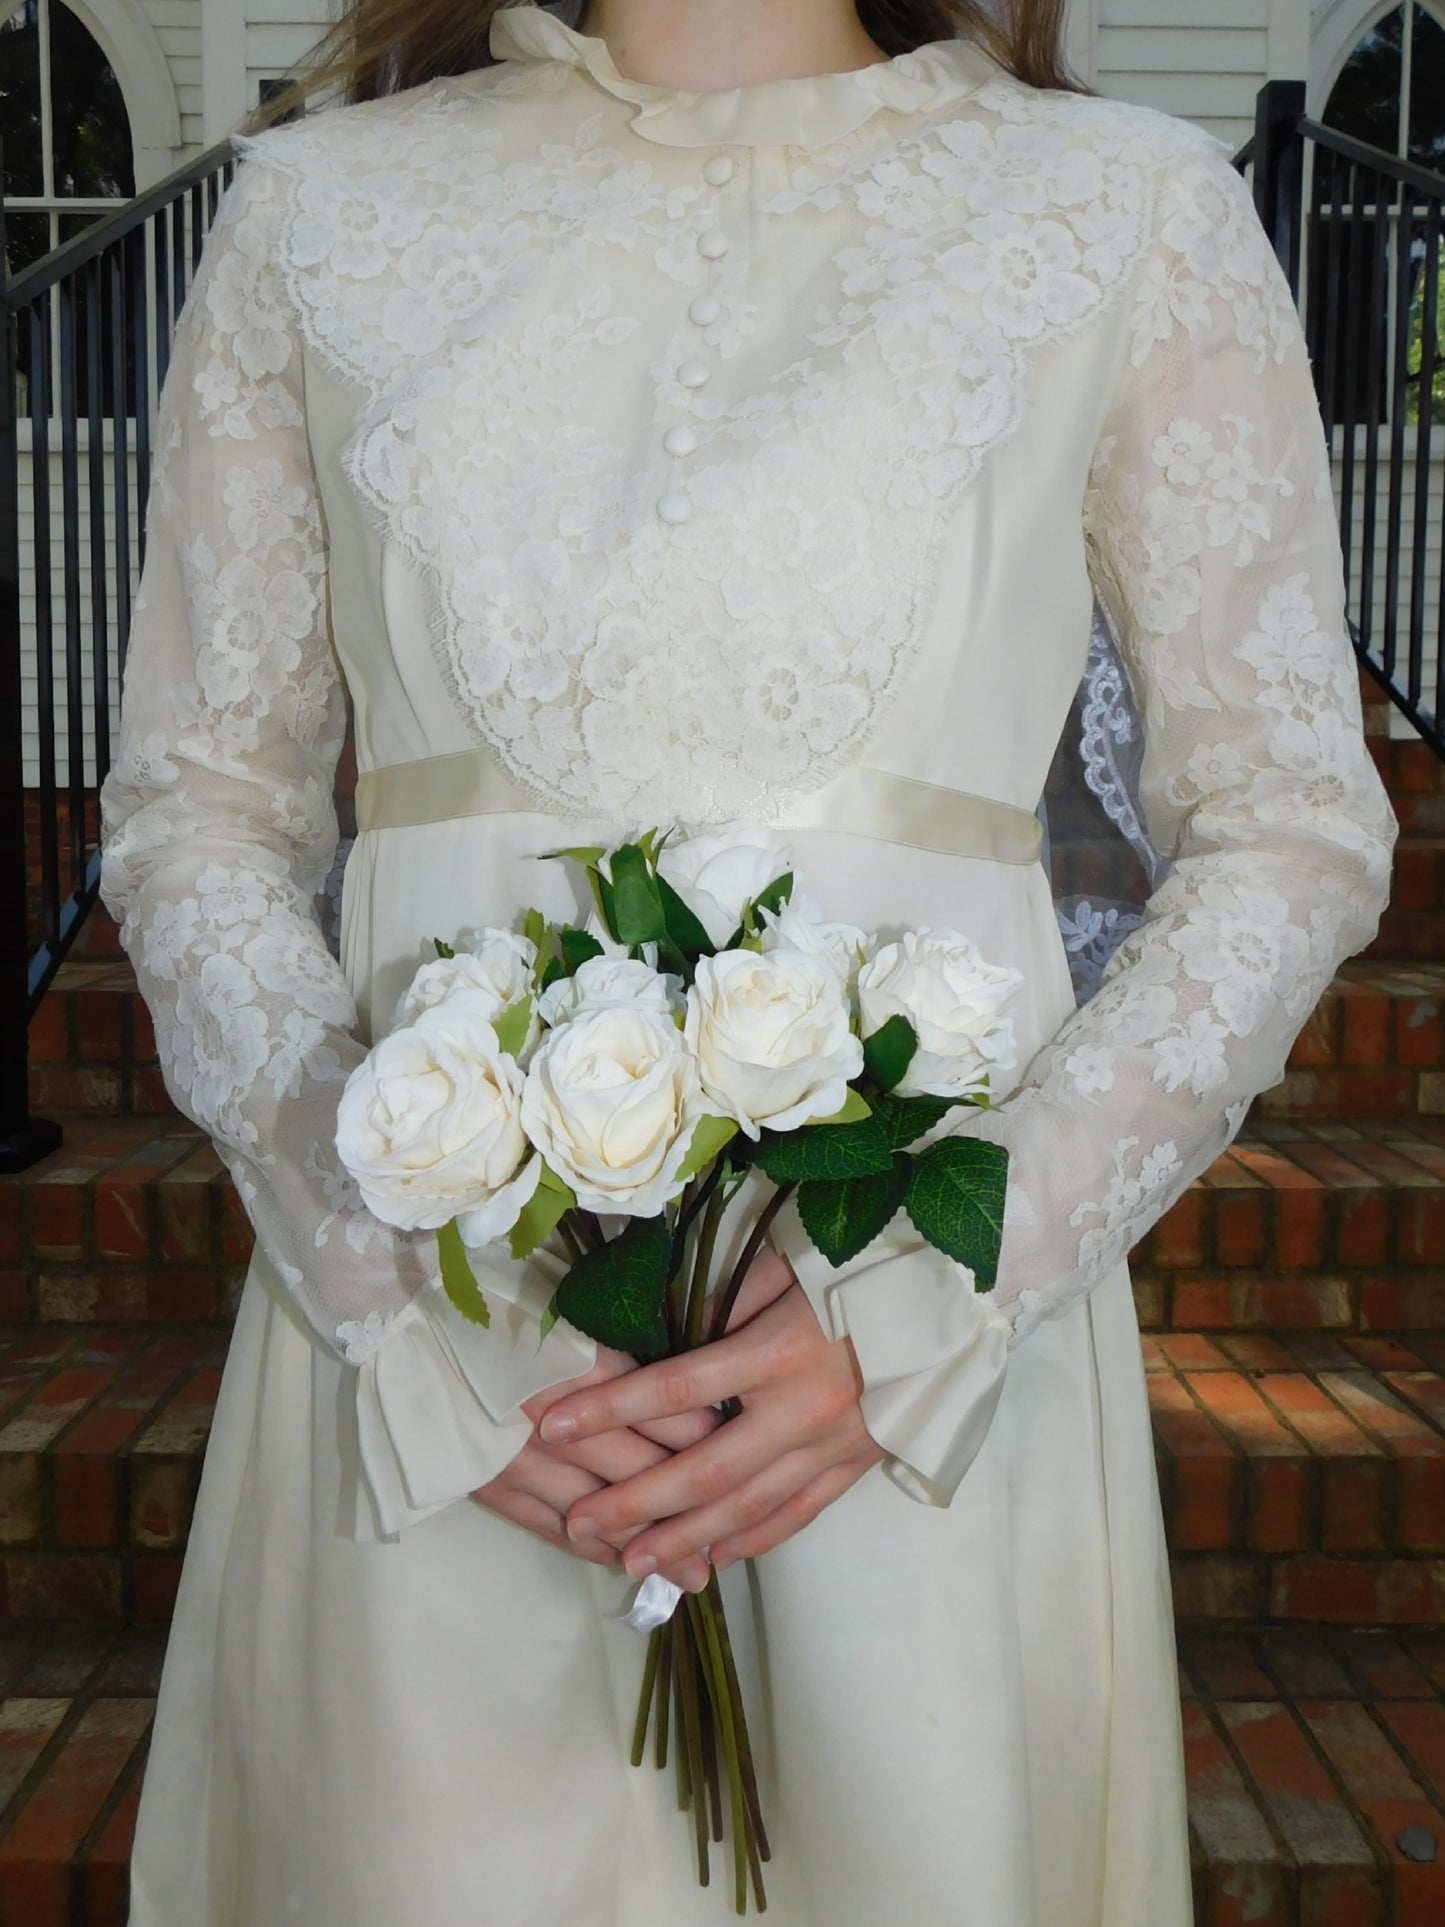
[145,1269,218,1321]
[1159,1334,1232,1372]
[1258,1374,1387,1552]
[1217,1335,1297,1374]
[28,1182,87,1264]
[1396,994,1443,1069]
[1169,1277,1236,1328]
[0,1455,40,1546]
[1360,1277,1445,1329]
[219,1184,254,1264]
[1346,1634,1438,1700]
[1171,1557,1264,1621]
[129,993,157,1064]
[1320,1372,1445,1551]
[129,1458,201,1551]
[1343,1337,1429,1372]
[1188,1372,1309,1553]
[1383,1369,1445,1432]
[1271,1560,1445,1624]
[26,1064,125,1116]
[92,1176,150,1263]
[1177,1632,1277,1700]
[0,1697,70,1811]
[156,1153,214,1262]
[1301,1701,1445,1927]
[1393,844,1440,912]
[1378,1700,1445,1798]
[1,1553,123,1620]
[26,995,68,1064]
[53,1453,120,1550]
[84,1768,143,1927]
[1217,1702,1380,1927]
[1150,1376,1237,1551]
[1340,988,1392,1067]
[132,1556,181,1624]
[1213,1171,1269,1267]
[1153,1189,1207,1267]
[0,1270,30,1320]
[1180,1700,1287,1926]
[0,1698,152,1927]
[74,987,123,1063]
[1291,998,1339,1068]
[1396,1188,1445,1263]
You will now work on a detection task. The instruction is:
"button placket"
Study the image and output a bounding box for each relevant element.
[657,150,737,527]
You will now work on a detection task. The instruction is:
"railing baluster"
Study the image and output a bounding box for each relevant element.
[128,222,150,581]
[58,278,85,908]
[1385,185,1415,696]
[1357,163,1390,664]
[86,254,109,800]
[1408,204,1440,715]
[109,241,131,706]
[29,299,57,957]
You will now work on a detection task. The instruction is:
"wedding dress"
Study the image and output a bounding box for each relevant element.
[99,5,1397,1922]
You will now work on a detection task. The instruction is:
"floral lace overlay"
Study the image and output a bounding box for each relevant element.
[952,135,1397,1344]
[231,70,1226,823]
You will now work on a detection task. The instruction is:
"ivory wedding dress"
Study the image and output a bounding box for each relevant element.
[99,5,1397,1922]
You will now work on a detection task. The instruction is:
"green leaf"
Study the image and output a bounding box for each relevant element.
[862,1015,918,1094]
[538,1295,560,1345]
[508,1161,574,1261]
[872,1091,970,1151]
[522,907,547,954]
[541,844,607,870]
[539,956,565,992]
[805,1086,872,1127]
[753,1113,894,1183]
[904,1138,1010,1287]
[638,826,670,866]
[555,1215,672,1359]
[608,844,669,947]
[491,994,533,1061]
[437,1217,490,1328]
[595,867,619,943]
[559,927,605,973]
[432,937,455,960]
[748,871,794,929]
[797,1157,912,1267]
[656,875,715,959]
[675,1114,739,1184]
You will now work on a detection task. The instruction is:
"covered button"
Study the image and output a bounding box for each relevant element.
[657,492,693,524]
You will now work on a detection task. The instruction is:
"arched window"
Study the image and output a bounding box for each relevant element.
[0,0,135,277]
[1316,2,1445,426]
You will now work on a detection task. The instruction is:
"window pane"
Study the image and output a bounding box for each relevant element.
[5,206,49,276]
[1326,4,1406,156]
[0,2,43,198]
[1409,5,1445,170]
[50,2,134,199]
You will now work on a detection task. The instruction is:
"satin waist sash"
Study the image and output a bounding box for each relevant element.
[353,747,1043,868]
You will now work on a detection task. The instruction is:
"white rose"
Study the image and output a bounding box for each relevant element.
[537,954,683,1029]
[758,892,873,1000]
[395,927,538,1050]
[337,990,540,1245]
[685,949,862,1140]
[857,929,1023,1100]
[655,826,793,948]
[521,1005,704,1216]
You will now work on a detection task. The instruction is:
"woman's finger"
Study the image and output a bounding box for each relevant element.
[474,1486,620,1568]
[566,1400,791,1544]
[541,1334,755,1443]
[634,1407,722,1452]
[617,1445,824,1577]
[709,1459,873,1568]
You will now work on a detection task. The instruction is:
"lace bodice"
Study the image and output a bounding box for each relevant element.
[97,3,1396,1531]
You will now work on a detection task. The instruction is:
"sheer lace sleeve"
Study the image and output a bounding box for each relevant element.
[772,128,1398,1507]
[97,158,595,1541]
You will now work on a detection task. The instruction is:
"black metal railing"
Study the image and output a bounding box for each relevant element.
[1243,82,1445,757]
[0,141,235,1168]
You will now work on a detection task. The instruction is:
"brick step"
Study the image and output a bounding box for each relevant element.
[1134,1120,1445,1285]
[26,960,170,1123]
[0,1118,246,1326]
[1147,1333,1445,1626]
[1253,962,1445,1121]
[0,1621,1440,1927]
[1368,732,1445,835]
[0,1327,226,1627]
[1182,1624,1445,1926]
[2,1322,1443,1633]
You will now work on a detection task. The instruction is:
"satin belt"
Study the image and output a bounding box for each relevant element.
[353,746,1043,867]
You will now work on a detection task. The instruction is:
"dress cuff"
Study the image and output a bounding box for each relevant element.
[770,1197,1011,1507]
[353,1246,597,1540]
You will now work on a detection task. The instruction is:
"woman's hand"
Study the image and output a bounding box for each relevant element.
[537,1257,886,1584]
[469,1343,720,1590]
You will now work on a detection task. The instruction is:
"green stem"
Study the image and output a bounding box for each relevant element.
[557,1214,586,1265]
[631,1626,661,1769]
[655,1619,673,1773]
[685,1179,729,1353]
[676,1613,710,1886]
[705,1574,771,1864]
[671,1624,689,1809]
[690,1593,749,1915]
[708,1181,796,1344]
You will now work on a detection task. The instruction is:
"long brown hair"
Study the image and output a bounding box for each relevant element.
[257,0,1083,126]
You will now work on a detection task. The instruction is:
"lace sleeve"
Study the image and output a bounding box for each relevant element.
[771,128,1398,1507]
[98,159,595,1541]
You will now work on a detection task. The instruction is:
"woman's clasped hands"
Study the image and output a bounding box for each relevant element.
[468,1247,887,1592]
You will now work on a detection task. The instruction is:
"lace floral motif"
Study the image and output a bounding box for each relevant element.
[232,69,1225,824]
[952,137,1397,1344]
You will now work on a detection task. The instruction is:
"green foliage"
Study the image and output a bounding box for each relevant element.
[872,1090,972,1151]
[492,994,533,1061]
[555,1215,673,1359]
[675,1114,740,1183]
[437,1218,490,1327]
[861,1015,918,1093]
[805,1087,872,1126]
[432,937,455,960]
[559,927,605,972]
[508,1162,576,1262]
[608,843,670,947]
[753,1113,893,1183]
[904,1139,1010,1288]
[797,1159,912,1268]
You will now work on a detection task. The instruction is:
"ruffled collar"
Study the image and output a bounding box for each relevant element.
[486,3,1002,149]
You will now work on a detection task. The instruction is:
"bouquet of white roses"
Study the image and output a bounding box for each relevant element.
[337,826,1022,1915]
